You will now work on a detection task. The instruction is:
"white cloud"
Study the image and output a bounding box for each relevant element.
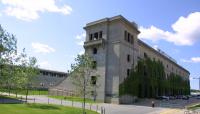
[39,61,52,69]
[153,45,159,50]
[31,42,55,54]
[1,0,72,21]
[139,12,200,46]
[78,50,84,55]
[77,41,84,46]
[76,33,85,46]
[76,33,86,40]
[181,57,200,63]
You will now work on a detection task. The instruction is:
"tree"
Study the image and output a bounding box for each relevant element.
[0,25,39,100]
[0,25,17,90]
[17,49,39,101]
[69,54,99,114]
[119,57,190,98]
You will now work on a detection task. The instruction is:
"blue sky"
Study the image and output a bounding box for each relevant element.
[0,0,199,89]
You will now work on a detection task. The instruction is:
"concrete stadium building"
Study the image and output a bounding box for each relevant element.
[32,68,67,89]
[52,15,190,103]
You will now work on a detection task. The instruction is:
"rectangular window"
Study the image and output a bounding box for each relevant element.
[127,69,130,76]
[127,33,130,42]
[99,31,102,38]
[127,54,130,62]
[92,61,97,69]
[94,32,98,40]
[91,76,97,85]
[124,31,127,41]
[89,34,93,41]
[144,52,147,58]
[130,35,133,44]
[93,48,97,54]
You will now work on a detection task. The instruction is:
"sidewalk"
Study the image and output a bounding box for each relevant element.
[159,109,186,114]
[0,92,103,113]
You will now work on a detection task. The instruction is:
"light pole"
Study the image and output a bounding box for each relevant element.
[193,77,200,90]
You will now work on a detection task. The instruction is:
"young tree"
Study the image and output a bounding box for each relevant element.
[69,54,99,114]
[0,25,17,90]
[17,49,39,101]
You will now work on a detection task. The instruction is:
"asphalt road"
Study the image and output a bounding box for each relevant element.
[26,95,165,114]
[2,92,200,114]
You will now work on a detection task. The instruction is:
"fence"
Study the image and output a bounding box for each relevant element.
[49,88,79,96]
[0,92,106,114]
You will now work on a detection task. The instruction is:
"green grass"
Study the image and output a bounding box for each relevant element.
[18,90,48,95]
[0,89,48,95]
[49,96,98,103]
[0,103,98,114]
[187,104,200,110]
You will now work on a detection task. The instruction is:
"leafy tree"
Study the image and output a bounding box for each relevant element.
[119,57,190,98]
[16,49,39,101]
[0,25,17,90]
[0,25,39,100]
[69,54,99,114]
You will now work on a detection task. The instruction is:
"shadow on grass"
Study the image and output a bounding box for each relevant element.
[0,95,24,104]
[26,104,61,110]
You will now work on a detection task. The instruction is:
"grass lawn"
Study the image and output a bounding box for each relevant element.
[49,96,98,104]
[187,103,200,110]
[0,89,48,95]
[0,103,98,114]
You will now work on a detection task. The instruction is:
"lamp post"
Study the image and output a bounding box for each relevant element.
[193,77,200,90]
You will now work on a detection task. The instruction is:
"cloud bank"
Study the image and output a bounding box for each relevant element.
[32,42,55,54]
[1,0,72,21]
[139,12,200,46]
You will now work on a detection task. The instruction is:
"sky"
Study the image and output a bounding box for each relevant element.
[0,0,199,89]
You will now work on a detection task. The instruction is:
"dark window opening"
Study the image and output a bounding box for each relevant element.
[127,33,130,42]
[91,76,97,85]
[99,31,102,38]
[94,32,98,40]
[127,69,130,76]
[92,61,97,69]
[124,31,127,41]
[130,35,133,44]
[144,52,148,58]
[89,34,93,41]
[93,48,97,54]
[127,54,130,62]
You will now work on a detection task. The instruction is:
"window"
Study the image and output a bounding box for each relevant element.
[130,35,134,44]
[93,48,97,54]
[124,31,127,41]
[99,31,102,38]
[92,61,97,69]
[127,33,130,42]
[127,54,130,62]
[91,76,97,85]
[89,34,93,41]
[127,69,130,76]
[94,32,98,40]
[124,31,134,44]
[144,52,147,58]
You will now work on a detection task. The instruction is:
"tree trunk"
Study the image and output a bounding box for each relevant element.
[83,76,86,114]
[25,88,29,102]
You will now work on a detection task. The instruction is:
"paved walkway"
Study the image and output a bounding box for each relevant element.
[0,92,190,114]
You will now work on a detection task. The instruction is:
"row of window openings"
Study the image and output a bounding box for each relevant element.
[127,69,182,78]
[124,31,134,44]
[40,71,66,77]
[89,31,103,41]
[143,52,182,75]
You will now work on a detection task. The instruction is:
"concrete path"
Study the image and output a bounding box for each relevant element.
[0,92,188,114]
